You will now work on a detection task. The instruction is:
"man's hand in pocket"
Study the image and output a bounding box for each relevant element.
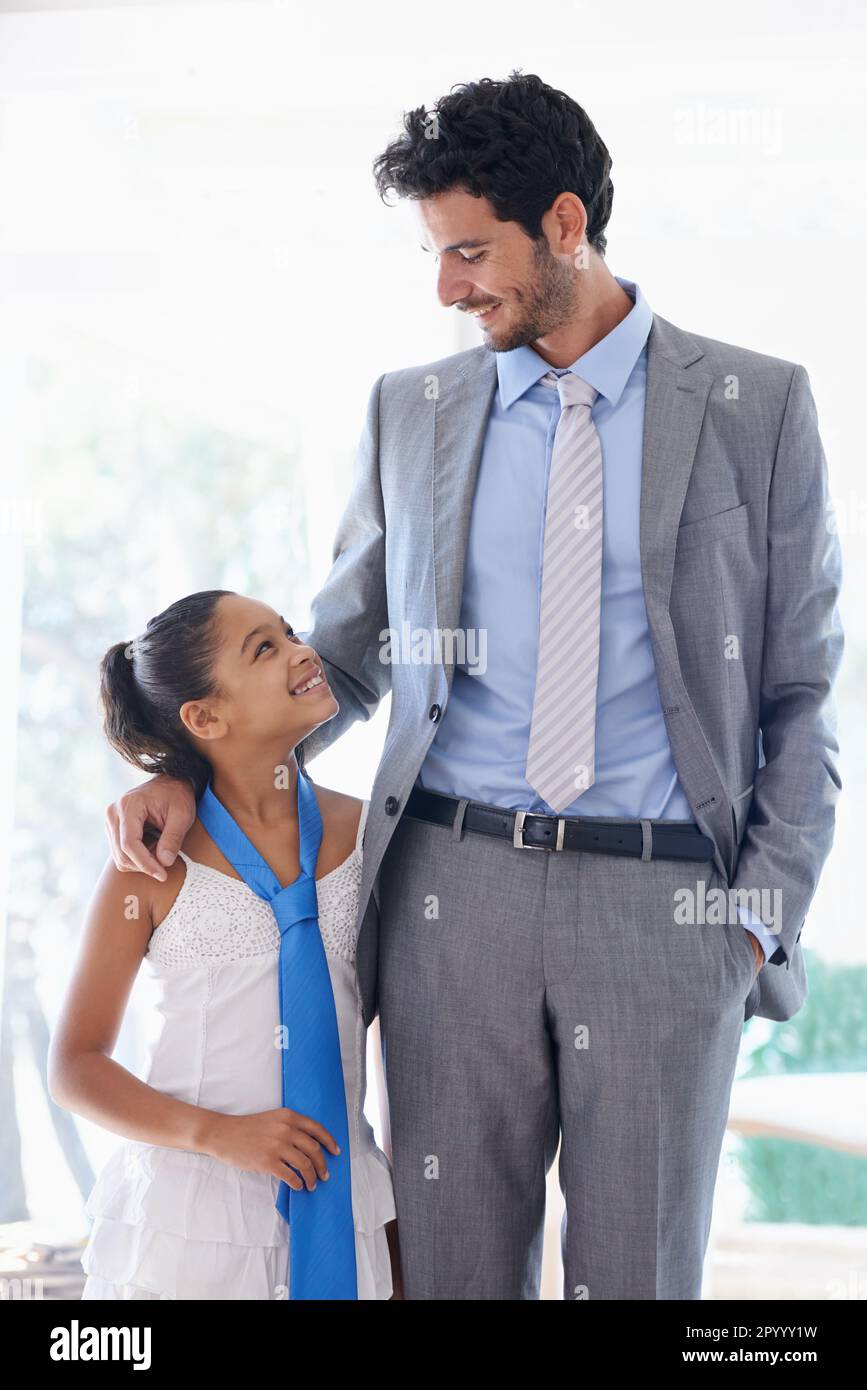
[744,930,764,978]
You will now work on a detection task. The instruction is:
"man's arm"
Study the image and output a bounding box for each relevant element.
[295,371,392,766]
[730,364,844,967]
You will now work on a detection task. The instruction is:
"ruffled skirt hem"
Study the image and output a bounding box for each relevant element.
[80,1215,393,1300]
[80,1141,396,1301]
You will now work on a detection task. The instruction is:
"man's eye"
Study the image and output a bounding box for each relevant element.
[462,253,485,264]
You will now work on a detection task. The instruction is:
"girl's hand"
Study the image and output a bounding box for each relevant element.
[205,1108,341,1191]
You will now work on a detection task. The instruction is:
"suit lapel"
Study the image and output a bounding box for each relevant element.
[640,313,712,613]
[431,349,498,692]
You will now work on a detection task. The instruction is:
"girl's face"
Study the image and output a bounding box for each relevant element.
[180,593,338,753]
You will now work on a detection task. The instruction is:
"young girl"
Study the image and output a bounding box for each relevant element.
[48,589,402,1300]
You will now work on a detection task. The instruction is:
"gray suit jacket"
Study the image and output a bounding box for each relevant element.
[298,310,844,1028]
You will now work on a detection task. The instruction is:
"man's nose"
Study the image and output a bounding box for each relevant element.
[437,260,472,309]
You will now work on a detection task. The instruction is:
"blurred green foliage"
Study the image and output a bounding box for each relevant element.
[740,952,867,1224]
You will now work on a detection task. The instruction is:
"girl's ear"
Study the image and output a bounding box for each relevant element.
[179,699,225,744]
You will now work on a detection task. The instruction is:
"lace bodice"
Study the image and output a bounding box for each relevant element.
[146,798,370,971]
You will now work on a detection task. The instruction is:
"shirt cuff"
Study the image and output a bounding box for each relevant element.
[736,904,782,965]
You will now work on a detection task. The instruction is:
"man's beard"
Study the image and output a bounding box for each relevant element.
[482,239,578,353]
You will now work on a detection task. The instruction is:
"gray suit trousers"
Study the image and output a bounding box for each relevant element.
[377,810,757,1300]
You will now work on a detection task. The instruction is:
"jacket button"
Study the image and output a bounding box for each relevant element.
[429,703,441,721]
[384,796,399,815]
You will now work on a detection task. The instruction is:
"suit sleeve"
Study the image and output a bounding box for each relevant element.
[730,364,844,966]
[295,372,391,766]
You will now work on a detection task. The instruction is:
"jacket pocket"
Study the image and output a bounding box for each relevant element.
[676,501,750,553]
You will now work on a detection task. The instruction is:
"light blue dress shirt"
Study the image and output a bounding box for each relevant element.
[415,275,778,966]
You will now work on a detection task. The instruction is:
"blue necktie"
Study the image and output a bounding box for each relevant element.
[196,770,358,1300]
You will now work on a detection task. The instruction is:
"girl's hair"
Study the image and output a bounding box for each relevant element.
[372,69,614,256]
[99,589,307,801]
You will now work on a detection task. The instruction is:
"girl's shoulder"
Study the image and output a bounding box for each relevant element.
[79,854,170,954]
[308,783,368,865]
[147,844,196,931]
[148,810,230,928]
[310,782,366,826]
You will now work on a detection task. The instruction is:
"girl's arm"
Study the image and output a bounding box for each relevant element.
[47,856,220,1154]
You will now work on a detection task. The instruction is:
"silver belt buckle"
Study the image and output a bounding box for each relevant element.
[513,809,566,851]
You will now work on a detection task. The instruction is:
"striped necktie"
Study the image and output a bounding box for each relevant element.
[525,370,603,814]
[196,770,358,1299]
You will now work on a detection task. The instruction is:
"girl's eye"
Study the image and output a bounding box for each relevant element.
[255,626,295,659]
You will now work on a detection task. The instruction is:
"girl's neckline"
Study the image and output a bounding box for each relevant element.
[186,793,369,892]
[175,845,361,890]
[148,838,364,948]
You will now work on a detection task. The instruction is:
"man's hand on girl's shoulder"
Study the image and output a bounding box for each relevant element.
[105,774,197,880]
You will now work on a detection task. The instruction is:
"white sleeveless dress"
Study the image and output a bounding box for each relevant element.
[79,798,396,1300]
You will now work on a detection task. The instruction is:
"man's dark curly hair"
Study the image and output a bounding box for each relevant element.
[372,70,614,257]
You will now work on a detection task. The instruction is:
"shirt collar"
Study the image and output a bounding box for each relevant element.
[496,274,652,411]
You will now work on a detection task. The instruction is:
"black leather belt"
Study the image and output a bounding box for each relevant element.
[403,787,715,862]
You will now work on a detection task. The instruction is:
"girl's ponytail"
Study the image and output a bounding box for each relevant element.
[98,594,231,800]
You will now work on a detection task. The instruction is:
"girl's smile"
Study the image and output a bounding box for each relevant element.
[289,665,331,698]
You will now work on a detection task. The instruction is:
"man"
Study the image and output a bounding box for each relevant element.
[105,71,844,1299]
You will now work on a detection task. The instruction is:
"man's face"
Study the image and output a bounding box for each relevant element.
[416,187,578,353]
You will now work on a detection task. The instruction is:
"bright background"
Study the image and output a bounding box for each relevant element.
[0,0,865,1300]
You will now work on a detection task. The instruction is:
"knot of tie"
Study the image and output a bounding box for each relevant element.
[539,369,598,411]
[272,873,319,935]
